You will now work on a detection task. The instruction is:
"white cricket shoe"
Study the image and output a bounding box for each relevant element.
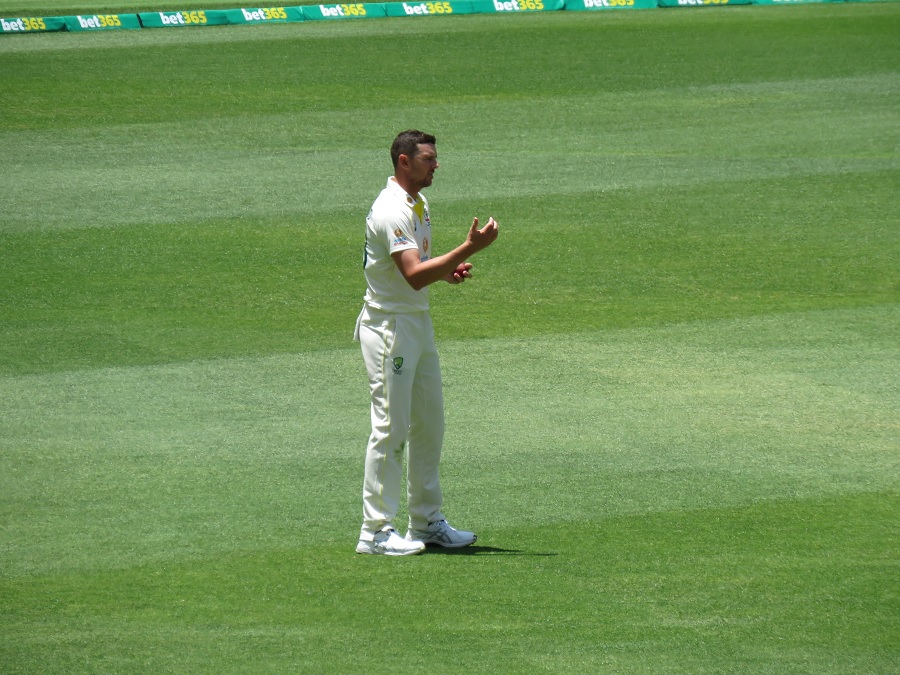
[406,520,477,548]
[356,527,426,556]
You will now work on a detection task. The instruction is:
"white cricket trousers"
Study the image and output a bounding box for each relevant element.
[356,306,445,541]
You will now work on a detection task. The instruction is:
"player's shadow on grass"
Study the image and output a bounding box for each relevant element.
[425,545,555,556]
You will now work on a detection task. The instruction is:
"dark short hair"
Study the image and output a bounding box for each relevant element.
[390,130,436,169]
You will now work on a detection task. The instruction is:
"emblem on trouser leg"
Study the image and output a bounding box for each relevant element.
[392,357,404,374]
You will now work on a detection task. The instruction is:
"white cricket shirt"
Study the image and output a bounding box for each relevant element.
[362,177,432,313]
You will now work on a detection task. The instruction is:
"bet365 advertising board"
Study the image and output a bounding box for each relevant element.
[1,16,66,32]
[565,0,656,9]
[65,14,142,30]
[0,0,863,33]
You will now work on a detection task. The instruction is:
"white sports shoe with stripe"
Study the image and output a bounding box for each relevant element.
[405,520,477,548]
[356,527,426,556]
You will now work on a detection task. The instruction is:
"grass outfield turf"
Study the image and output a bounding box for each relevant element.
[1,5,898,673]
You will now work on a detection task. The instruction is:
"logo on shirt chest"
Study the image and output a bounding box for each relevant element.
[417,205,431,257]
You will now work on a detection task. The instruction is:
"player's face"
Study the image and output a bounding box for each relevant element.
[407,143,439,191]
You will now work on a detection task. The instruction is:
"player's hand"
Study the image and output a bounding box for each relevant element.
[467,216,499,252]
[447,262,473,284]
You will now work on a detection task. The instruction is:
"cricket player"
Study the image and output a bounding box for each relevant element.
[354,130,499,556]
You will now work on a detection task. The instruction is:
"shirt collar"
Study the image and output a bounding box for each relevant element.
[388,176,421,209]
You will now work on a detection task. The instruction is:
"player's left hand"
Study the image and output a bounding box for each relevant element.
[447,263,473,284]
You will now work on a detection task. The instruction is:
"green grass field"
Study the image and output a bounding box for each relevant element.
[2,4,898,672]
